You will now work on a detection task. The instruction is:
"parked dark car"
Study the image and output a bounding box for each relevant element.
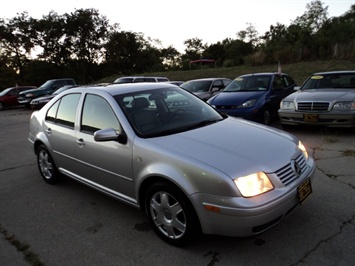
[208,73,296,125]
[18,78,76,108]
[30,85,77,109]
[29,83,315,246]
[114,76,170,84]
[0,86,36,110]
[279,70,355,128]
[180,78,231,101]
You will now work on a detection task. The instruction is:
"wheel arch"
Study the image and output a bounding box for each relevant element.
[138,176,201,229]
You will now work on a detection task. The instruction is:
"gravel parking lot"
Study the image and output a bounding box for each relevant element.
[1,108,354,266]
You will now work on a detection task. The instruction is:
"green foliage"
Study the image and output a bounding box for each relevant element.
[0,1,354,89]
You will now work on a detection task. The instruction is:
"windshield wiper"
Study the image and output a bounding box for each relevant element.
[185,118,223,130]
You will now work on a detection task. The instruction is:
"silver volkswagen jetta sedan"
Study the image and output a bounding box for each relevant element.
[28,83,316,246]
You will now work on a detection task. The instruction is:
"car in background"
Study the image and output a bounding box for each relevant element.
[208,73,296,125]
[18,78,77,108]
[30,85,77,109]
[165,81,184,87]
[113,76,170,84]
[279,70,355,128]
[0,86,36,110]
[180,78,231,101]
[29,83,315,246]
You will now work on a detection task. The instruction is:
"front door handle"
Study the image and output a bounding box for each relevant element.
[76,138,85,147]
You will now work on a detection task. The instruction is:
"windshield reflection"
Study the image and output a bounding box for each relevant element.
[115,87,224,137]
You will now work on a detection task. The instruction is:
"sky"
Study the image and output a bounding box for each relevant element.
[1,0,353,52]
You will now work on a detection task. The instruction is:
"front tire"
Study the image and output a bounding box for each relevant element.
[262,109,271,125]
[36,144,61,184]
[145,182,200,246]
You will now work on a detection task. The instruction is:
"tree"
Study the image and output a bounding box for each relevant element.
[0,12,37,81]
[292,0,329,34]
[34,11,67,65]
[63,8,110,82]
[160,46,181,70]
[237,23,259,47]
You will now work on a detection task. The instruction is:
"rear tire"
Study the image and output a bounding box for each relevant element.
[36,144,61,184]
[144,182,200,246]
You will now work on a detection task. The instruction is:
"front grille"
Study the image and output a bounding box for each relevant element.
[297,102,329,111]
[275,153,307,186]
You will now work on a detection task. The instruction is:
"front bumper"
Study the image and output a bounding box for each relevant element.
[18,97,32,104]
[190,157,316,237]
[278,110,355,127]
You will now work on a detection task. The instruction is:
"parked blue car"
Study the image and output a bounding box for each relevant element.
[207,73,296,125]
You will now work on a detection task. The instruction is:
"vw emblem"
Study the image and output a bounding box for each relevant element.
[291,160,302,176]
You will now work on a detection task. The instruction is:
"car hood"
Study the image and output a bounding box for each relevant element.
[148,118,298,178]
[209,91,266,105]
[287,89,355,101]
[32,94,55,101]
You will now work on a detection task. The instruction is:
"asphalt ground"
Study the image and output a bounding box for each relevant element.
[1,108,354,266]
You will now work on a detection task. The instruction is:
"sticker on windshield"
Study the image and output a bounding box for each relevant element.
[234,78,243,81]
[311,75,323,79]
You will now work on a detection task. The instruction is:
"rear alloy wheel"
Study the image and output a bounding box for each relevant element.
[36,144,61,184]
[145,182,200,246]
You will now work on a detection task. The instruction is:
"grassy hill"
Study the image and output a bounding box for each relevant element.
[98,59,354,86]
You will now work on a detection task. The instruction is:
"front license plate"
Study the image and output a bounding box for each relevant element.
[298,178,312,204]
[303,114,318,122]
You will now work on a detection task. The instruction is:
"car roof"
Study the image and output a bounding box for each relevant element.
[116,76,168,79]
[239,72,287,77]
[184,78,230,82]
[311,70,355,75]
[67,83,178,96]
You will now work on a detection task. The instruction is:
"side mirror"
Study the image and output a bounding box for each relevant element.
[294,86,301,91]
[94,128,127,144]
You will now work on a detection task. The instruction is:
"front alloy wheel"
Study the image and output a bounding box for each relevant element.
[36,145,61,184]
[145,182,199,246]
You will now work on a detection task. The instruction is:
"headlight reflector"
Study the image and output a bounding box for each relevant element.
[298,141,308,160]
[332,102,355,110]
[238,99,256,108]
[280,101,295,110]
[234,172,274,197]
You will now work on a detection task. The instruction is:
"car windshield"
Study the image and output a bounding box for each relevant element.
[38,80,55,90]
[53,86,72,95]
[115,78,135,84]
[115,87,224,138]
[223,76,271,92]
[180,80,212,92]
[0,88,12,96]
[302,72,355,89]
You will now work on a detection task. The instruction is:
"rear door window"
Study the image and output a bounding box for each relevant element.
[45,93,81,128]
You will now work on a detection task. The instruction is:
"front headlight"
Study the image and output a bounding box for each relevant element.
[26,93,35,97]
[234,172,274,197]
[332,102,355,111]
[298,141,309,160]
[238,99,256,108]
[280,101,295,110]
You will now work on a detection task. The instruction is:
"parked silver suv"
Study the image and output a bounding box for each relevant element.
[114,76,169,84]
